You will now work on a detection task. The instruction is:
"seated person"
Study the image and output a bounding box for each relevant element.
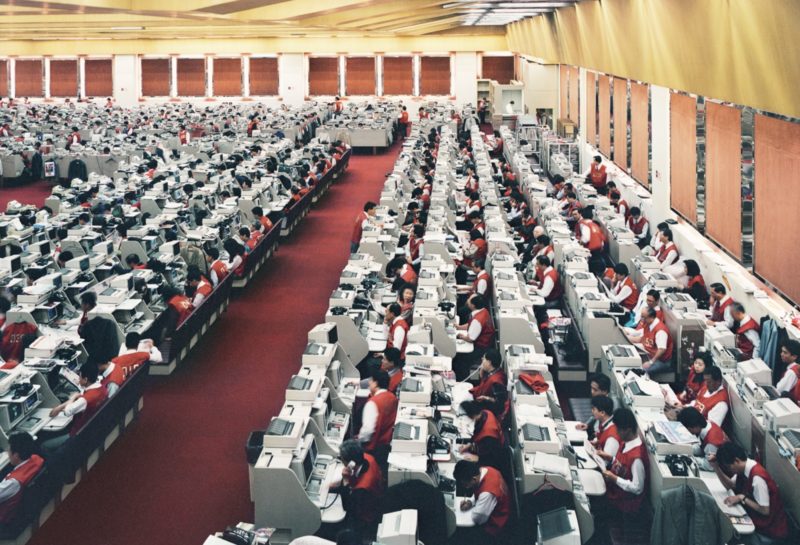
[711,442,789,544]
[608,263,639,316]
[98,357,126,397]
[0,433,44,524]
[452,460,511,543]
[162,286,194,330]
[405,224,424,266]
[602,408,646,514]
[396,285,415,325]
[206,247,229,286]
[776,339,800,403]
[676,407,728,458]
[455,294,496,380]
[532,255,563,309]
[252,206,273,233]
[655,228,679,269]
[458,401,505,471]
[730,302,761,360]
[575,207,605,254]
[125,253,146,270]
[186,267,213,307]
[461,229,488,269]
[468,349,508,419]
[576,374,618,433]
[707,282,735,327]
[678,351,710,404]
[331,440,385,539]
[589,396,620,467]
[682,259,708,308]
[585,155,607,192]
[688,365,729,427]
[623,307,674,376]
[609,190,628,218]
[627,207,650,249]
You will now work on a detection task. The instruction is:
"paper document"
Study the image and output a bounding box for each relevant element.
[582,440,607,469]
[653,421,700,445]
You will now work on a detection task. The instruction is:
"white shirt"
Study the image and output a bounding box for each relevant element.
[714,295,735,329]
[0,458,33,503]
[475,274,488,296]
[471,467,499,525]
[776,362,799,394]
[732,460,770,507]
[648,318,669,351]
[737,315,761,358]
[539,267,556,298]
[535,245,555,262]
[358,389,386,444]
[389,317,406,351]
[227,254,243,272]
[698,422,720,456]
[693,385,729,427]
[101,363,120,397]
[467,309,484,342]
[610,278,634,305]
[63,382,104,417]
[630,218,649,241]
[579,222,591,245]
[118,342,163,364]
[209,260,225,286]
[659,245,679,270]
[614,437,645,495]
[594,418,620,463]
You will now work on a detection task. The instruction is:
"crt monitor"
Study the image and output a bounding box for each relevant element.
[302,443,315,485]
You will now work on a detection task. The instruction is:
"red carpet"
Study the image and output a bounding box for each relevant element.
[0,179,53,210]
[22,145,400,545]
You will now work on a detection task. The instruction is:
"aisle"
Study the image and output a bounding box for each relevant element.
[27,144,401,545]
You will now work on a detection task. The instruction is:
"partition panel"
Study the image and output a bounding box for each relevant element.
[568,66,579,125]
[420,56,451,96]
[177,58,206,97]
[754,115,800,303]
[383,57,413,95]
[670,92,698,223]
[141,58,170,97]
[84,59,113,97]
[308,57,339,96]
[705,102,742,258]
[598,74,611,157]
[630,82,649,186]
[613,77,628,169]
[585,71,596,147]
[213,58,242,96]
[482,55,514,84]
[0,60,7,97]
[50,59,78,97]
[15,59,43,97]
[249,57,278,96]
[345,57,375,96]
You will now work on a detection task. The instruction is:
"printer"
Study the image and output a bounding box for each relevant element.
[763,398,800,433]
[623,375,665,408]
[517,416,561,455]
[398,376,432,405]
[391,418,427,454]
[663,292,698,312]
[737,358,772,386]
[376,510,418,545]
[705,325,735,350]
[602,344,642,369]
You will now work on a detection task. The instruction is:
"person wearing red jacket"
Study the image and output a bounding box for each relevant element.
[358,370,398,466]
[332,440,385,539]
[468,349,508,420]
[0,433,44,524]
[712,442,789,543]
[459,401,505,471]
[453,460,510,543]
[677,407,728,457]
[590,396,621,467]
[776,339,800,404]
[602,408,647,515]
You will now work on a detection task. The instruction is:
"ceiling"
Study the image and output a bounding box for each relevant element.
[0,0,582,40]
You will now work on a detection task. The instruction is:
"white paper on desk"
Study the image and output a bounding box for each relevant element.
[455,498,476,527]
[582,440,606,469]
[713,489,748,517]
[653,421,699,445]
[387,452,427,473]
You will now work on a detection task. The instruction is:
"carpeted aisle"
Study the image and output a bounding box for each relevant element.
[25,144,401,545]
[0,179,53,210]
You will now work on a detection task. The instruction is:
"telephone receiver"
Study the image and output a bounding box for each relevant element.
[221,527,254,545]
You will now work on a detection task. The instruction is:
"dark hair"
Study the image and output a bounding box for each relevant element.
[335,529,361,545]
[731,302,746,315]
[783,339,800,359]
[0,297,11,313]
[187,267,202,282]
[646,289,661,301]
[590,373,611,393]
[591,395,614,416]
[8,432,35,460]
[483,348,501,369]
[412,224,424,238]
[716,442,747,466]
[371,369,390,390]
[661,228,673,241]
[339,439,365,465]
[614,263,629,276]
[364,201,377,212]
[80,291,97,307]
[59,250,74,264]
[460,400,483,418]
[126,254,142,266]
[125,331,141,349]
[677,407,706,429]
[580,207,593,220]
[536,255,551,268]
[470,294,487,310]
[252,206,264,216]
[594,155,602,162]
[613,408,638,434]
[706,366,723,382]
[630,206,641,217]
[79,362,99,383]
[709,282,726,295]
[387,302,402,317]
[207,247,220,260]
[453,460,481,483]
[383,347,403,367]
[684,259,701,277]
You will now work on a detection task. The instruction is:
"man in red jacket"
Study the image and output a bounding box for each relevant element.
[358,370,397,468]
[332,440,385,540]
[0,433,44,523]
[453,460,511,544]
[677,407,728,458]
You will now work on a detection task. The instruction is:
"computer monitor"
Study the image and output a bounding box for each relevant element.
[376,510,418,545]
[302,445,314,485]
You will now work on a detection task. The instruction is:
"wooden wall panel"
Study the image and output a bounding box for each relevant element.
[598,74,611,157]
[213,58,242,96]
[15,59,43,98]
[482,55,514,84]
[141,58,170,97]
[568,66,579,125]
[420,56,450,96]
[670,92,698,223]
[560,64,568,119]
[613,77,628,169]
[177,58,206,97]
[85,59,112,97]
[308,57,339,96]
[705,102,742,258]
[345,57,375,96]
[50,59,78,97]
[249,57,278,96]
[630,82,649,186]
[383,56,413,95]
[0,60,7,98]
[585,70,596,146]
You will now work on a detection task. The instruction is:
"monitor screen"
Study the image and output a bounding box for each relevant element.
[10,256,21,273]
[79,257,90,272]
[302,448,314,485]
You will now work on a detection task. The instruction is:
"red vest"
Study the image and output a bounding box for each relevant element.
[693,386,729,423]
[735,317,760,360]
[0,322,37,362]
[70,387,109,436]
[470,370,509,418]
[788,364,800,404]
[701,422,728,451]
[579,219,605,252]
[387,369,404,394]
[259,215,273,232]
[588,163,607,189]
[472,270,492,296]
[616,199,630,220]
[0,455,44,523]
[613,276,639,311]
[607,442,647,512]
[687,275,706,293]
[399,265,417,285]
[210,260,229,283]
[465,239,488,267]
[711,297,734,322]
[364,390,398,453]
[408,237,423,261]
[539,267,564,302]
[473,410,504,446]
[101,363,126,389]
[399,111,409,124]
[627,216,648,235]
[682,368,704,402]
[656,241,677,263]
[473,467,510,535]
[169,295,194,327]
[733,463,789,539]
[387,318,410,358]
[112,351,150,374]
[179,130,189,145]
[642,320,674,363]
[469,309,496,349]
[350,453,384,523]
[596,420,621,454]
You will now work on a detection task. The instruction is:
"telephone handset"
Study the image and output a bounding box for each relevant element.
[221,527,254,545]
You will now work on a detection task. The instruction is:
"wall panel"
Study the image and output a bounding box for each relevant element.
[482,55,514,84]
[213,58,242,96]
[568,66,579,125]
[598,74,611,157]
[705,102,742,257]
[15,59,43,98]
[670,92,698,223]
[613,77,628,169]
[85,59,113,97]
[420,56,451,96]
[559,64,568,118]
[177,58,206,97]
[250,57,278,96]
[345,57,375,96]
[585,70,596,147]
[383,56,413,95]
[49,59,78,97]
[630,82,649,186]
[141,58,170,97]
[308,57,339,96]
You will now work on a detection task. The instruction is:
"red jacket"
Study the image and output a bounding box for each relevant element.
[469,309,496,349]
[387,369,404,394]
[0,455,44,523]
[733,462,789,539]
[711,296,734,322]
[473,467,510,535]
[387,318,410,358]
[613,276,639,311]
[735,317,760,360]
[579,219,605,252]
[112,351,150,374]
[363,390,398,454]
[168,295,194,327]
[693,385,729,423]
[70,387,109,436]
[588,163,607,189]
[350,453,384,523]
[642,319,674,363]
[607,441,647,513]
[788,364,800,404]
[596,420,621,455]
[0,322,38,362]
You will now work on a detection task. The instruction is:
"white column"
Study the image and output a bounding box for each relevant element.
[339,55,346,97]
[279,53,306,106]
[8,58,15,99]
[413,54,420,96]
[452,52,478,106]
[170,56,177,98]
[376,55,383,97]
[78,57,86,99]
[112,54,139,107]
[650,84,673,222]
[43,57,51,99]
[242,56,250,98]
[206,56,214,98]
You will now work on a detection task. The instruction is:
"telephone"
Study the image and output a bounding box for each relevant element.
[221,527,254,545]
[330,306,348,316]
[665,454,692,477]
[428,435,451,456]
[430,390,452,407]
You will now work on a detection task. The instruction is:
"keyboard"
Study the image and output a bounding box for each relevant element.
[522,423,551,442]
[393,422,418,441]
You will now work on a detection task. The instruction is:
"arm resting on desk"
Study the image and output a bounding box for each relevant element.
[471,491,497,526]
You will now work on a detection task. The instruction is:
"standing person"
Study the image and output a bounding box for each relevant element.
[586,155,608,192]
[712,442,789,544]
[397,107,409,140]
[358,370,398,468]
[331,440,385,540]
[351,201,378,253]
[730,303,761,360]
